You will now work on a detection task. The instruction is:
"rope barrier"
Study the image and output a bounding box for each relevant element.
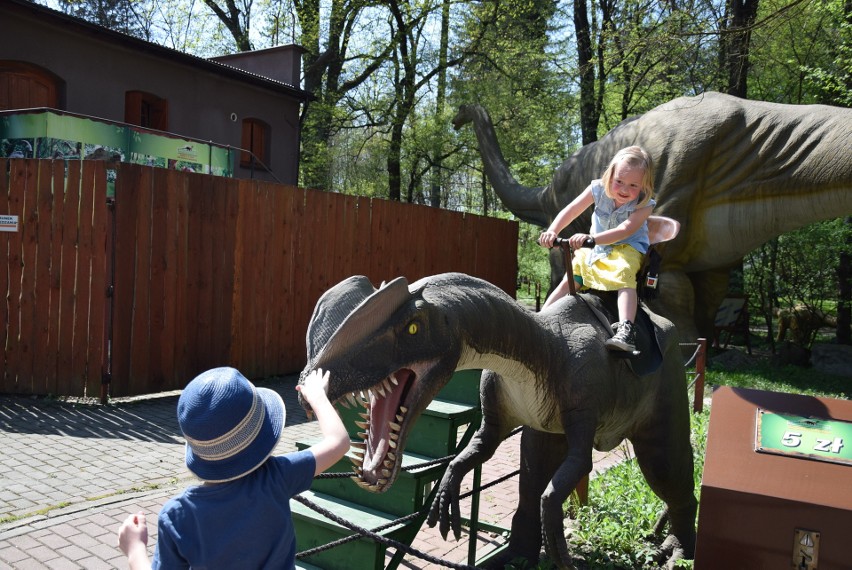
[293,494,480,569]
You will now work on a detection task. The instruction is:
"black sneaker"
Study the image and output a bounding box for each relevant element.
[605,320,636,352]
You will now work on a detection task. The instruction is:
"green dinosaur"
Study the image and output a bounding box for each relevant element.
[300,272,696,569]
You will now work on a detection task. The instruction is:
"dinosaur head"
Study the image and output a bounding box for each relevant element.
[299,275,461,492]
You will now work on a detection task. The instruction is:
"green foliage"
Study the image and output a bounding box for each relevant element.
[744,219,851,349]
[516,221,553,305]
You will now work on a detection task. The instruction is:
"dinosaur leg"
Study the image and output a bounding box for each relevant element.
[631,420,697,568]
[537,408,596,569]
[484,428,567,569]
[427,371,518,542]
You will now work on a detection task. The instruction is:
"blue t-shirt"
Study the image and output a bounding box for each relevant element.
[152,449,316,569]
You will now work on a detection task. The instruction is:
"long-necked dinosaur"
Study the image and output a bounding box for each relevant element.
[299,272,696,569]
[452,92,852,341]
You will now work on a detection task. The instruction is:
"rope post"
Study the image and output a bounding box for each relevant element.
[694,338,707,413]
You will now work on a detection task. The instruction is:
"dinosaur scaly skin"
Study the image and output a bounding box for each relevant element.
[300,272,696,569]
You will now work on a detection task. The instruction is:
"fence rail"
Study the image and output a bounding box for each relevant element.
[1,159,518,399]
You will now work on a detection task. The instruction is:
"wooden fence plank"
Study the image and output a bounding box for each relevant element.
[17,160,38,393]
[128,164,153,393]
[69,161,95,394]
[86,161,108,398]
[147,168,169,392]
[33,161,55,393]
[211,175,237,375]
[0,159,10,389]
[184,173,205,377]
[0,160,25,391]
[277,186,299,368]
[172,171,191,385]
[367,198,388,283]
[111,164,137,394]
[265,183,287,376]
[158,169,180,388]
[47,161,67,393]
[57,162,81,394]
[228,179,246,371]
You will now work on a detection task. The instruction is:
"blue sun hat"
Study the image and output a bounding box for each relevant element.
[178,367,285,483]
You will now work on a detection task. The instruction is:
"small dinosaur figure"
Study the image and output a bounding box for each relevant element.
[299,272,696,569]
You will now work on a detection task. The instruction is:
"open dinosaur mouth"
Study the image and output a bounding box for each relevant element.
[338,368,415,492]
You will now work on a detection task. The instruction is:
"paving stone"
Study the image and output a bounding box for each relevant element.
[0,374,633,569]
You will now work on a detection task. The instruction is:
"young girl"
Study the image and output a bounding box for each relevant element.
[538,146,656,352]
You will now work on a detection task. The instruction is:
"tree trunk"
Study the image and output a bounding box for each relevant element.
[574,0,597,144]
[722,0,759,97]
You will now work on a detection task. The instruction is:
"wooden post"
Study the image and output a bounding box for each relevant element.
[694,338,707,413]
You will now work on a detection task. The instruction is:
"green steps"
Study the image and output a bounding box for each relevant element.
[292,489,414,570]
[297,442,445,516]
[293,370,483,570]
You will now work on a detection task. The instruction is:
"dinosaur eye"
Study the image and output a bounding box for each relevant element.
[407,322,419,335]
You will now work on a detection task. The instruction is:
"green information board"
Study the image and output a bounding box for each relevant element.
[756,409,852,467]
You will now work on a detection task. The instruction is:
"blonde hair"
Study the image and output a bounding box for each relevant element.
[600,146,655,207]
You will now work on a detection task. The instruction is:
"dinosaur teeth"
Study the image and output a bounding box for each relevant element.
[357,432,368,440]
[338,399,351,409]
[389,432,398,441]
[387,452,396,461]
[383,378,393,391]
[389,422,401,431]
[382,469,391,477]
[376,384,387,398]
[389,375,399,386]
[395,414,404,422]
[347,393,359,407]
[383,459,394,468]
[358,412,369,421]
[388,440,397,449]
[351,441,366,450]
[350,456,363,468]
[354,420,369,430]
[399,406,408,414]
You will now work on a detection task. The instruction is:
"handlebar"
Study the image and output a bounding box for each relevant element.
[553,236,595,249]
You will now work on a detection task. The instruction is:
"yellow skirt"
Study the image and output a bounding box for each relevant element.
[571,244,643,291]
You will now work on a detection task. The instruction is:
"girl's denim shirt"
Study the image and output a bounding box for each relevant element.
[587,180,655,265]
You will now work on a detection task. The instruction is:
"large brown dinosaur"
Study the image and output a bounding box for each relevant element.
[300,273,696,569]
[453,92,852,341]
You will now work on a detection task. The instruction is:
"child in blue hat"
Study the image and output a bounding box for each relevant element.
[117,367,349,569]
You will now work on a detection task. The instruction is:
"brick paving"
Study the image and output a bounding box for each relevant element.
[0,375,630,569]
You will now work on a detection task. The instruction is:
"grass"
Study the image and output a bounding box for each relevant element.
[531,353,849,570]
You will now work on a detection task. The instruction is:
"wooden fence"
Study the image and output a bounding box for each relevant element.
[1,159,518,399]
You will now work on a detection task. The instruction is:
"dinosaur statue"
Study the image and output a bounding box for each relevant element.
[299,272,696,569]
[453,92,852,341]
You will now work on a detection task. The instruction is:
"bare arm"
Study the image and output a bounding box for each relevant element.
[117,511,152,570]
[538,186,594,247]
[297,369,350,475]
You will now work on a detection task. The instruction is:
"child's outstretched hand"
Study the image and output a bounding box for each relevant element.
[297,368,331,419]
[117,511,152,569]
